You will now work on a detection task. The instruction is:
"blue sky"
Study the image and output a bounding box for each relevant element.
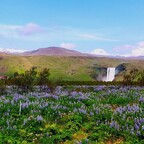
[0,0,144,56]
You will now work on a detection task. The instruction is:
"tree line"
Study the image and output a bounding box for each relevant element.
[0,67,56,94]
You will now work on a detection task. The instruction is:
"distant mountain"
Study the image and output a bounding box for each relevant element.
[21,47,88,56]
[128,56,144,60]
[1,46,144,59]
[0,52,9,56]
[104,55,144,60]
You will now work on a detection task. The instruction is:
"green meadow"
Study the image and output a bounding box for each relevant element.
[1,55,144,81]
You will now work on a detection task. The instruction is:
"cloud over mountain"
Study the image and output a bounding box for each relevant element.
[114,42,144,56]
[60,43,75,49]
[91,48,109,55]
[0,48,26,53]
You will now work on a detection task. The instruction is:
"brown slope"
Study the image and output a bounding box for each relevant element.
[21,47,88,56]
[0,52,10,56]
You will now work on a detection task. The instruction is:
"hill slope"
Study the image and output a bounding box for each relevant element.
[21,47,89,56]
[1,55,144,81]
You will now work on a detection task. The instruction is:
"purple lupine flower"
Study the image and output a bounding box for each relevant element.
[51,94,59,100]
[4,99,10,104]
[55,86,62,95]
[110,121,119,130]
[138,97,144,103]
[90,112,94,116]
[13,93,24,103]
[71,91,78,98]
[73,108,78,113]
[43,93,51,98]
[139,118,144,123]
[134,124,139,131]
[78,108,87,115]
[136,131,141,136]
[94,85,105,91]
[62,106,67,110]
[36,115,43,121]
[21,102,29,109]
[44,103,48,107]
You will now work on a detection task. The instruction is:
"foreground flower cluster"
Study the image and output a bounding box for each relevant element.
[0,86,144,143]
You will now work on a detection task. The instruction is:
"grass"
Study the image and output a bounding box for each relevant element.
[0,55,144,81]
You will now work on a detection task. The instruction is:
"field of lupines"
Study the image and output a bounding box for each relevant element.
[0,85,144,143]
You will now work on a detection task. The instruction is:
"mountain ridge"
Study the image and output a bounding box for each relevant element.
[1,46,144,59]
[21,46,89,56]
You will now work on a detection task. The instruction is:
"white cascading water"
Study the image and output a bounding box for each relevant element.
[106,67,115,82]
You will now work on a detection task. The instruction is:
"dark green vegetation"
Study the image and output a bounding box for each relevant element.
[1,55,144,81]
[0,86,144,143]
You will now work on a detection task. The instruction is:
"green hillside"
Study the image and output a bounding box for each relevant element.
[0,55,144,81]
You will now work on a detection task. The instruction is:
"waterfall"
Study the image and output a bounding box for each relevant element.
[106,67,115,81]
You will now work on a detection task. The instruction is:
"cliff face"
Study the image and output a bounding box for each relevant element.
[93,63,127,81]
[113,64,126,81]
[115,64,126,75]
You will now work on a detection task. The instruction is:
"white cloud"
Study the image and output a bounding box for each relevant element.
[0,24,21,30]
[0,24,19,38]
[91,48,109,55]
[131,47,144,56]
[16,23,44,36]
[60,43,75,49]
[118,41,144,57]
[137,41,144,47]
[0,48,26,53]
[0,23,45,40]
